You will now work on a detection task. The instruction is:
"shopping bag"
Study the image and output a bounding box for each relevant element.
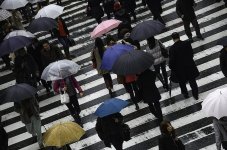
[60,91,70,104]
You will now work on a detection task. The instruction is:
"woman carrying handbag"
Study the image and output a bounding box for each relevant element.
[53,75,84,127]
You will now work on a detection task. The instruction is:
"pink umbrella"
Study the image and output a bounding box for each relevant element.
[90,19,122,39]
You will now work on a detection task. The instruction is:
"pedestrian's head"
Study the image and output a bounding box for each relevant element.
[42,40,50,51]
[16,48,26,57]
[106,34,116,46]
[114,1,121,11]
[147,36,156,49]
[160,120,175,135]
[123,32,130,39]
[171,32,180,42]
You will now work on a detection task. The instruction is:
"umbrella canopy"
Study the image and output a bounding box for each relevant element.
[91,19,122,39]
[95,98,129,118]
[112,50,154,75]
[130,20,165,41]
[202,87,227,119]
[35,4,64,19]
[0,9,11,21]
[0,36,32,57]
[4,30,35,40]
[217,36,227,46]
[0,83,37,104]
[100,43,134,71]
[41,59,81,81]
[27,17,57,33]
[0,0,28,10]
[43,121,85,147]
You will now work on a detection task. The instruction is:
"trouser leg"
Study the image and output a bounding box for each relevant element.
[191,18,202,36]
[183,20,192,38]
[188,78,199,98]
[179,81,189,97]
[153,100,163,120]
[31,116,42,146]
[111,138,123,150]
[160,61,168,86]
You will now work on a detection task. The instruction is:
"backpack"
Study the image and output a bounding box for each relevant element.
[122,123,131,141]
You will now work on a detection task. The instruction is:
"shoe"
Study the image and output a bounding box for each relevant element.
[135,104,139,110]
[197,35,204,40]
[193,96,199,100]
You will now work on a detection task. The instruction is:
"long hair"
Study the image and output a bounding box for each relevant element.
[95,37,105,59]
[147,36,156,49]
[160,120,176,137]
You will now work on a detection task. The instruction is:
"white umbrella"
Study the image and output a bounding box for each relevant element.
[0,0,28,10]
[202,87,227,119]
[4,30,35,40]
[35,4,64,19]
[41,59,81,81]
[0,9,11,21]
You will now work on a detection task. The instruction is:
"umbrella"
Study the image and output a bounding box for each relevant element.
[41,59,81,81]
[0,36,32,57]
[0,9,11,21]
[43,121,85,147]
[4,30,35,40]
[90,19,122,39]
[27,17,57,33]
[130,20,165,41]
[95,98,129,118]
[35,4,64,19]
[217,36,227,46]
[100,43,134,71]
[202,87,227,119]
[0,0,28,10]
[0,83,37,104]
[112,50,154,75]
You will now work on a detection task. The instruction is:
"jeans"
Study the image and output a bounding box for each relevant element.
[58,36,70,58]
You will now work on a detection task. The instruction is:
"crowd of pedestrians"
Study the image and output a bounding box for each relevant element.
[0,0,227,150]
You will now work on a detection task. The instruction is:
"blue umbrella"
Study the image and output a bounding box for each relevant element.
[100,43,134,71]
[0,36,32,57]
[95,98,129,118]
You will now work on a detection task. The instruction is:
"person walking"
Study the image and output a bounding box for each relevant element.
[0,123,8,150]
[96,113,125,150]
[53,75,84,127]
[91,38,115,97]
[145,0,165,25]
[102,0,114,19]
[176,0,203,42]
[213,117,227,150]
[87,0,104,24]
[137,69,163,122]
[146,36,169,90]
[14,97,43,148]
[113,1,131,25]
[122,0,137,22]
[158,120,185,150]
[219,45,227,78]
[169,32,199,100]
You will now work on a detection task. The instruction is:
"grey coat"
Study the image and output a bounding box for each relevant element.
[213,117,227,150]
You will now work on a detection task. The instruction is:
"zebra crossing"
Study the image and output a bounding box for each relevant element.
[0,0,227,149]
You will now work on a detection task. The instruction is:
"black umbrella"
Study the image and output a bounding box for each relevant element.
[0,83,37,104]
[217,36,227,46]
[112,50,154,75]
[27,17,57,33]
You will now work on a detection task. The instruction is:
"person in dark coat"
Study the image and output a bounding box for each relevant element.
[96,113,124,150]
[219,46,227,78]
[176,0,203,42]
[169,32,199,100]
[159,120,185,150]
[102,0,114,19]
[0,123,8,150]
[14,48,39,88]
[145,0,165,25]
[137,69,163,121]
[88,0,104,24]
[113,1,131,24]
[121,0,137,21]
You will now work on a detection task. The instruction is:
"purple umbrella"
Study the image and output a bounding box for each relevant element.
[0,36,32,57]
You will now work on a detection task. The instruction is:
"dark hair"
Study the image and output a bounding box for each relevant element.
[171,32,180,40]
[106,35,116,46]
[95,38,105,59]
[147,36,156,49]
[160,120,176,136]
[41,39,49,45]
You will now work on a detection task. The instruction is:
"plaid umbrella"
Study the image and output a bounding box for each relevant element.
[0,9,11,21]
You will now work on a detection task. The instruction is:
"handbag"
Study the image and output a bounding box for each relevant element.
[68,38,76,47]
[158,41,169,58]
[60,91,70,104]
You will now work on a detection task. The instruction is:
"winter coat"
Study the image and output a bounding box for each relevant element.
[158,134,185,150]
[53,76,83,95]
[51,18,69,38]
[122,0,136,12]
[14,97,40,124]
[96,113,124,146]
[213,117,227,150]
[146,39,165,66]
[14,54,38,87]
[0,123,8,150]
[88,0,104,19]
[102,0,114,13]
[40,45,64,67]
[219,48,227,77]
[146,0,162,16]
[137,69,161,103]
[176,0,196,21]
[169,40,199,83]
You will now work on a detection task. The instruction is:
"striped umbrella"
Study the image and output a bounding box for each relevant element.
[0,9,11,21]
